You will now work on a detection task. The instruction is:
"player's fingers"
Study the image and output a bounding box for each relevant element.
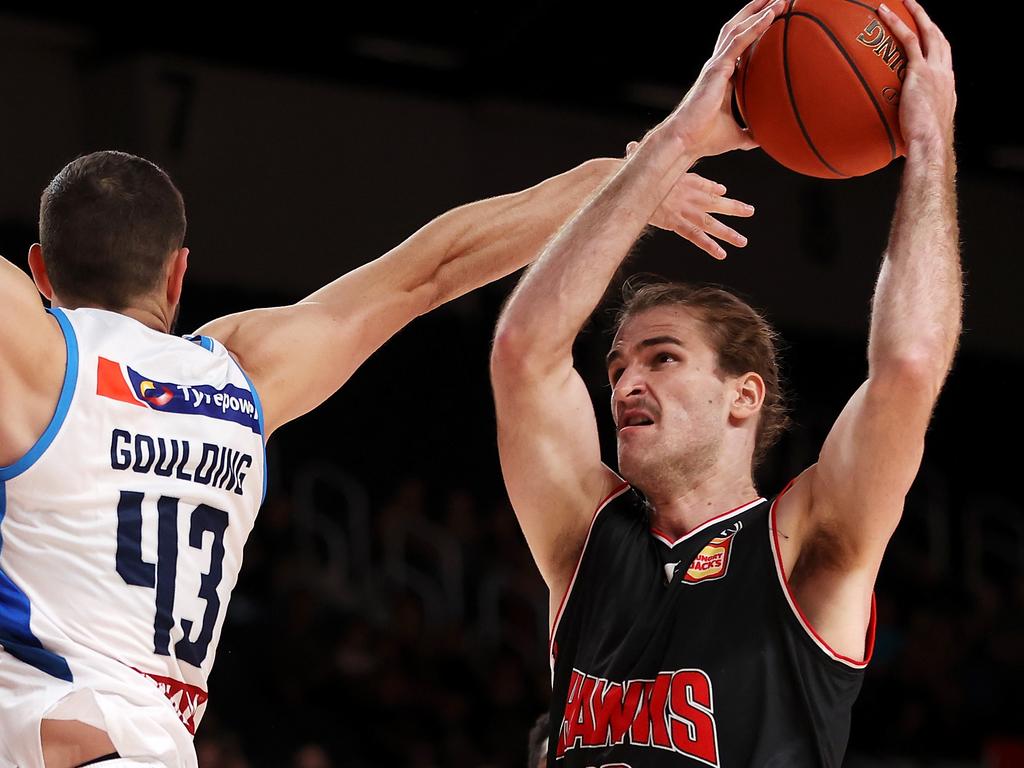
[709,194,756,218]
[878,4,924,65]
[701,214,749,248]
[673,223,728,260]
[901,0,949,61]
[719,0,779,47]
[719,5,781,71]
[683,173,728,200]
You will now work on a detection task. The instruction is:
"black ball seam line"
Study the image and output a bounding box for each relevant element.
[788,8,898,163]
[784,2,849,177]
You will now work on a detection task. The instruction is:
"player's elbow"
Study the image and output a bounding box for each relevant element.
[869,353,946,413]
[490,324,527,380]
[490,323,549,386]
[414,278,444,317]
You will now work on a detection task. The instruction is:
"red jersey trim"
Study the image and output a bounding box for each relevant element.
[548,481,631,674]
[650,496,766,548]
[133,667,209,734]
[768,480,877,669]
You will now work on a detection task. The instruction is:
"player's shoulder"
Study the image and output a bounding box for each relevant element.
[771,466,816,516]
[0,308,69,468]
[587,478,646,539]
[0,262,66,371]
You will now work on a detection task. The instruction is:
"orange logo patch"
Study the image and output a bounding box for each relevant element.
[683,530,738,584]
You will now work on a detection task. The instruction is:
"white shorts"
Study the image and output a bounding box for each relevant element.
[0,648,197,768]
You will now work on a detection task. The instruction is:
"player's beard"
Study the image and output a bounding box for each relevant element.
[619,427,722,501]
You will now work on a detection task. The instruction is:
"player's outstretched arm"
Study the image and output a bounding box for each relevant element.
[491,0,779,607]
[195,158,621,436]
[197,149,753,439]
[0,255,65,465]
[778,0,960,659]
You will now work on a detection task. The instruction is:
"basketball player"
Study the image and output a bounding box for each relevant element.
[0,147,753,767]
[490,0,958,764]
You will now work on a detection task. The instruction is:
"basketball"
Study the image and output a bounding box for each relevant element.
[735,0,919,178]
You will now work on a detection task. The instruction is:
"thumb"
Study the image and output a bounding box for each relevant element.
[737,129,759,151]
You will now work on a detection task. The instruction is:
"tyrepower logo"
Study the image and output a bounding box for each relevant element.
[556,668,719,766]
[97,357,260,434]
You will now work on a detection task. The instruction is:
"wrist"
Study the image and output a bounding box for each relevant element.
[905,135,954,165]
[635,126,697,171]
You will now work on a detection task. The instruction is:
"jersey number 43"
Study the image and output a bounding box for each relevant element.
[115,490,227,668]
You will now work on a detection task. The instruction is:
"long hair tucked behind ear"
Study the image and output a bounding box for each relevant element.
[39,150,186,309]
[614,277,791,469]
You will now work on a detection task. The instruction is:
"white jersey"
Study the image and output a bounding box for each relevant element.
[0,307,266,767]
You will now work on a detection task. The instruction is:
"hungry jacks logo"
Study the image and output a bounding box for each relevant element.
[663,522,742,586]
[684,523,741,584]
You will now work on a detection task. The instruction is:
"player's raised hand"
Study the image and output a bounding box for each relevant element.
[658,173,755,259]
[879,0,955,150]
[658,0,784,158]
[623,141,755,259]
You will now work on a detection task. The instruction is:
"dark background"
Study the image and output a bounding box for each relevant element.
[1,1,1022,766]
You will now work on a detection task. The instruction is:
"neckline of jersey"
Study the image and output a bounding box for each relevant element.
[60,306,169,336]
[649,496,766,548]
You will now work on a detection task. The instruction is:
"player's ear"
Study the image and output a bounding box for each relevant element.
[166,247,189,308]
[729,371,765,422]
[28,243,55,302]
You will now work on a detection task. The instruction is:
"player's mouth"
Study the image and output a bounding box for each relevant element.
[618,409,656,433]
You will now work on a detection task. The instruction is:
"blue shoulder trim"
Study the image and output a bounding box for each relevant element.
[184,334,215,352]
[235,365,268,505]
[0,308,79,481]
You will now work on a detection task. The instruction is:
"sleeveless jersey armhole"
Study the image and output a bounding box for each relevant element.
[0,308,79,481]
[548,482,631,678]
[228,355,268,505]
[768,479,877,670]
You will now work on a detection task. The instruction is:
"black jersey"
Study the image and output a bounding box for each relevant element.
[548,482,875,767]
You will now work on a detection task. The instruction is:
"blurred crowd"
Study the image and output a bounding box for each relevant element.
[196,473,551,767]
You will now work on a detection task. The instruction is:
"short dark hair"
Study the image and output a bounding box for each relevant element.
[528,711,550,767]
[39,150,186,309]
[614,279,791,469]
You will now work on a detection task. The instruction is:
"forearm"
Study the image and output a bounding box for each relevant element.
[425,157,625,312]
[495,129,695,363]
[868,140,962,388]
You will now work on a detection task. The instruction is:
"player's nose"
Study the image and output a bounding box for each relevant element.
[612,367,648,403]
